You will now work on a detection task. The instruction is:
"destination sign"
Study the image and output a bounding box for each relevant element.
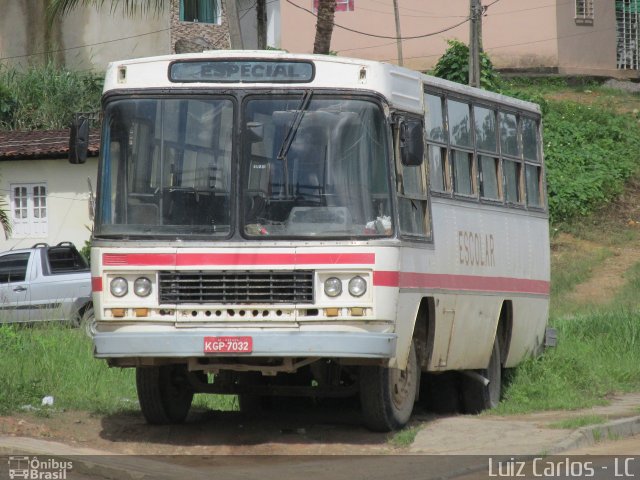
[169,60,314,83]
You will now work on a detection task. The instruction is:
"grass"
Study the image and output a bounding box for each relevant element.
[548,415,606,429]
[389,425,421,447]
[549,243,611,316]
[0,323,235,415]
[0,63,102,131]
[496,309,640,414]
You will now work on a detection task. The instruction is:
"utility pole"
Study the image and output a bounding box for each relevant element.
[223,0,244,50]
[392,0,404,66]
[468,0,481,88]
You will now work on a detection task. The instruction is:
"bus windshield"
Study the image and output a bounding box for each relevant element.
[96,97,234,238]
[242,96,393,237]
[95,94,393,239]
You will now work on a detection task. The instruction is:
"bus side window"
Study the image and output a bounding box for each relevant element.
[448,99,477,197]
[499,111,524,205]
[522,116,543,208]
[395,117,432,239]
[424,93,450,193]
[474,105,502,201]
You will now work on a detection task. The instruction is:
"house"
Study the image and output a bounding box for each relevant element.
[0,1,637,78]
[0,130,99,252]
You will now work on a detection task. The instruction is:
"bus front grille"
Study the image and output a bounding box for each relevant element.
[158,270,314,304]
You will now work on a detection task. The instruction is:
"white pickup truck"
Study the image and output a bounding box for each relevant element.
[0,242,92,325]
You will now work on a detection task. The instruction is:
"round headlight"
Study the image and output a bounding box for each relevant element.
[110,277,128,297]
[324,277,342,297]
[348,276,367,297]
[134,277,152,297]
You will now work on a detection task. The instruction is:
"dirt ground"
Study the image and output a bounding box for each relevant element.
[0,402,404,455]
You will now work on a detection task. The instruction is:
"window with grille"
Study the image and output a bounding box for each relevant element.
[11,183,48,238]
[575,0,594,23]
[180,0,221,24]
[617,0,640,70]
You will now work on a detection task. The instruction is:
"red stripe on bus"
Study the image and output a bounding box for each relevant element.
[91,277,103,292]
[102,252,375,267]
[374,271,550,295]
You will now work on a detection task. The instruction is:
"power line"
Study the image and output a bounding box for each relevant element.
[365,0,467,18]
[285,0,470,40]
[0,27,170,63]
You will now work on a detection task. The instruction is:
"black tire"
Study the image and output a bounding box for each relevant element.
[461,336,502,414]
[70,304,93,328]
[359,342,418,432]
[421,371,462,414]
[136,365,194,424]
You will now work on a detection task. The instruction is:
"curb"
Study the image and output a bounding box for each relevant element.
[548,415,640,454]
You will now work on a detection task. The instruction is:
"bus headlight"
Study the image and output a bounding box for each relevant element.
[324,277,342,297]
[110,277,128,297]
[348,276,367,297]
[134,277,152,297]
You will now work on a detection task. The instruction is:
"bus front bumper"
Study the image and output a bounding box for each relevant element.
[93,330,397,359]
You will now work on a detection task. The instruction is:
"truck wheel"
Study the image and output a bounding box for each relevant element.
[421,371,462,414]
[136,365,194,424]
[461,336,502,414]
[359,342,418,432]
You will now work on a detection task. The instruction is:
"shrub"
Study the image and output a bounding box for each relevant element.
[432,39,501,92]
[543,102,640,223]
[0,63,102,131]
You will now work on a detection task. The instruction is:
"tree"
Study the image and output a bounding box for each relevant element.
[46,0,164,20]
[0,197,11,240]
[313,0,336,54]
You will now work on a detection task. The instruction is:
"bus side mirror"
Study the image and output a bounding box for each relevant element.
[69,115,89,164]
[400,120,424,167]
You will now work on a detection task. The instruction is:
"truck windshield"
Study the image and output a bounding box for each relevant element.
[242,96,393,238]
[96,97,234,238]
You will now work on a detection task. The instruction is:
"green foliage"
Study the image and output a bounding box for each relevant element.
[0,323,235,415]
[496,309,640,414]
[548,414,606,429]
[0,63,102,131]
[550,246,611,316]
[432,39,501,92]
[543,102,640,223]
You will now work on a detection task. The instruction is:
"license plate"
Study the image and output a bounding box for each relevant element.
[204,336,253,353]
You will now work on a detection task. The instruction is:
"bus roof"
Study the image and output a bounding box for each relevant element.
[103,50,540,116]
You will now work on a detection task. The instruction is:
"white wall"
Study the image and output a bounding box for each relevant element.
[0,158,98,252]
[0,1,170,72]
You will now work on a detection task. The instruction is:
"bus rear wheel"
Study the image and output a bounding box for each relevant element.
[136,365,194,424]
[359,342,418,432]
[461,336,502,414]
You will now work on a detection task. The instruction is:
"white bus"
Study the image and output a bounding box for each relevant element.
[71,51,551,431]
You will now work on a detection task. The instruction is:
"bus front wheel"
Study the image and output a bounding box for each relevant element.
[359,342,418,432]
[136,365,194,424]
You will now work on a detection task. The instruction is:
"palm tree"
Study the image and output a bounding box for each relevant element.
[313,0,337,54]
[46,0,164,20]
[0,196,12,240]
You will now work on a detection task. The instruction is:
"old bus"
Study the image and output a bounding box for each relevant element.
[71,51,550,431]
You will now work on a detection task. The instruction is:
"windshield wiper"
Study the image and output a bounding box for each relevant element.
[277,90,313,161]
